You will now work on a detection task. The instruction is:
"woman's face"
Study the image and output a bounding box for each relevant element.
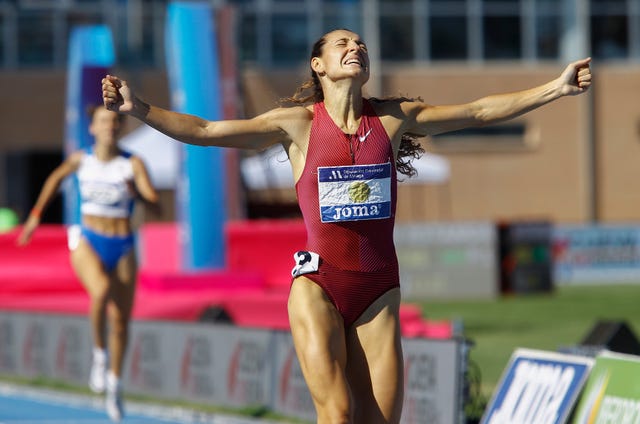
[89,107,123,147]
[313,29,370,84]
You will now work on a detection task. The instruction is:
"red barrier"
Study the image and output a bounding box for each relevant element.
[0,223,453,338]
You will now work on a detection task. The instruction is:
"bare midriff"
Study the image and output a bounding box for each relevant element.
[82,214,132,236]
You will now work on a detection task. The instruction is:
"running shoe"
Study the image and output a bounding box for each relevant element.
[105,371,124,422]
[88,348,107,394]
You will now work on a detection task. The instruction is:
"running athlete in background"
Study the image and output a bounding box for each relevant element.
[102,29,591,424]
[17,105,160,422]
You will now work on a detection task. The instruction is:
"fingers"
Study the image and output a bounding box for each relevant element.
[576,66,592,89]
[101,75,122,109]
[574,59,592,90]
[563,57,592,92]
[572,57,592,68]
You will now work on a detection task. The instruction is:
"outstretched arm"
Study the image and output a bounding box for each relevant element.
[402,57,592,136]
[17,153,82,246]
[102,75,291,150]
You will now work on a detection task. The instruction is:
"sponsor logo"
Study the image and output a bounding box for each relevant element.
[404,353,441,424]
[130,332,163,391]
[487,360,576,423]
[180,336,214,398]
[483,350,593,424]
[54,325,84,380]
[22,322,48,375]
[0,320,16,371]
[227,340,267,404]
[279,347,314,414]
[358,129,372,143]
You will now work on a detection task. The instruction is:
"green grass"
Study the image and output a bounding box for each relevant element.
[412,284,640,398]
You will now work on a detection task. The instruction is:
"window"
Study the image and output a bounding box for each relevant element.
[18,11,54,65]
[272,14,308,64]
[1,0,640,69]
[239,13,257,62]
[536,14,561,59]
[431,16,468,60]
[380,15,414,61]
[591,15,628,59]
[483,16,521,59]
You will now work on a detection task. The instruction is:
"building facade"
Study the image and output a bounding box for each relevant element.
[0,0,638,223]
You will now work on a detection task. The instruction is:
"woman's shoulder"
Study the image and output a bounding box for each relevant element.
[68,149,88,163]
[258,104,314,126]
[368,96,424,120]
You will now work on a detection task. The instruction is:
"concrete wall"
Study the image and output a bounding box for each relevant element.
[1,63,637,224]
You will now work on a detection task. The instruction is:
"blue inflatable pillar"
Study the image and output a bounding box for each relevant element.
[63,25,115,226]
[165,2,226,270]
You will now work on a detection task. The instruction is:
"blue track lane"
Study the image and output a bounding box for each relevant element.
[0,383,284,424]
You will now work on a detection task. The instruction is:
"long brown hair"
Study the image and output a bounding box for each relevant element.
[281,31,425,177]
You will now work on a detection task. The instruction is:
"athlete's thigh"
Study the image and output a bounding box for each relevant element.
[110,249,137,317]
[347,287,403,424]
[70,238,109,296]
[288,277,351,410]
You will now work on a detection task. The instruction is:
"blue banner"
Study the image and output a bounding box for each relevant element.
[482,348,594,424]
[63,25,115,225]
[165,1,226,269]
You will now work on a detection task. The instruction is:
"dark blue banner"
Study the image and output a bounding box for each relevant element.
[482,348,593,424]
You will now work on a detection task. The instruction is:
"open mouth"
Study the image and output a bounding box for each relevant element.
[344,58,364,67]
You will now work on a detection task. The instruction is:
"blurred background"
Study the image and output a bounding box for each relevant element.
[1,0,638,225]
[1,1,640,422]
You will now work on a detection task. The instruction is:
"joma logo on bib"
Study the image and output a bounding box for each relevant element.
[318,163,392,223]
[331,204,382,220]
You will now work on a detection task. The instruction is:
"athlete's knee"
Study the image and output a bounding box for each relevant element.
[316,401,352,424]
[108,306,131,332]
[89,282,110,306]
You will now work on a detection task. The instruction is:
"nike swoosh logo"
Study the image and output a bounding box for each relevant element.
[358,129,372,142]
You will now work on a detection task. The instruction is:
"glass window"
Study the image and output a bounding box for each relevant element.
[272,14,308,64]
[430,16,467,60]
[323,15,361,36]
[380,15,414,61]
[239,13,257,62]
[591,15,628,59]
[536,14,560,59]
[136,8,160,67]
[483,16,521,59]
[18,11,54,65]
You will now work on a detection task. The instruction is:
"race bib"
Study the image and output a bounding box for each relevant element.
[317,163,392,223]
[80,180,125,206]
[291,251,320,277]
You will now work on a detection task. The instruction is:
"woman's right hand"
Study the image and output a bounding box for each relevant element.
[16,215,40,246]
